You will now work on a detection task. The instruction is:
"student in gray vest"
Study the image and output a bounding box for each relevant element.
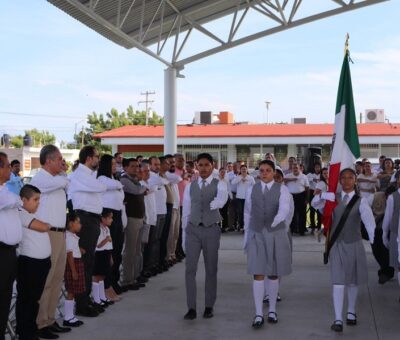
[181,153,228,320]
[382,171,400,290]
[243,160,292,328]
[312,168,375,333]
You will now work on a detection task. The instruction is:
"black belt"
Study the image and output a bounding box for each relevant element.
[75,209,101,218]
[50,227,65,233]
[0,241,18,249]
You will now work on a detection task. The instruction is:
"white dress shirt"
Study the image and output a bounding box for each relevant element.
[98,175,125,211]
[312,190,375,243]
[96,224,113,251]
[231,175,256,199]
[140,179,157,226]
[227,171,238,193]
[165,172,182,209]
[66,231,81,258]
[311,181,328,212]
[18,208,51,259]
[382,188,400,245]
[30,169,68,229]
[68,164,107,214]
[0,185,23,245]
[284,173,310,194]
[182,174,228,233]
[149,171,169,215]
[307,173,320,191]
[243,181,292,233]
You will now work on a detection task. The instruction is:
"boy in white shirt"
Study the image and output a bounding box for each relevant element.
[16,184,51,340]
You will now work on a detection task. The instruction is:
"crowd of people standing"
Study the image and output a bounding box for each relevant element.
[1,146,400,339]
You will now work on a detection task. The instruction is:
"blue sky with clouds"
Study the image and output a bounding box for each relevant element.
[0,0,399,143]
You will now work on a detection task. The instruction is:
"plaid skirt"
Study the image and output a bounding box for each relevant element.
[64,258,85,295]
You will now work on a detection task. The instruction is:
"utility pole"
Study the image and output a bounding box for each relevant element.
[138,91,155,125]
[265,101,271,123]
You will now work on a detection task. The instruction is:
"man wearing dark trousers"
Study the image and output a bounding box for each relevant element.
[284,163,309,235]
[68,146,106,317]
[0,152,22,340]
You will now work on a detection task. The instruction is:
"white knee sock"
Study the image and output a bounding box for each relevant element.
[99,281,107,301]
[253,280,264,316]
[92,282,101,303]
[64,299,75,321]
[333,285,345,321]
[264,278,269,298]
[268,279,279,313]
[347,285,358,318]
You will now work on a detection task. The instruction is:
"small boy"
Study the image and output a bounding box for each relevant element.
[16,184,51,340]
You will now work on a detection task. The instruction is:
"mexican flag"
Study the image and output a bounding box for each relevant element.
[322,49,360,233]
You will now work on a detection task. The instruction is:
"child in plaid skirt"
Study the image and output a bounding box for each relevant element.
[63,212,85,327]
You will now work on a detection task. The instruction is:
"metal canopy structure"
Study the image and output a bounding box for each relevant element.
[47,0,389,152]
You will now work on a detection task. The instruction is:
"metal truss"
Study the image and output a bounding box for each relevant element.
[49,0,389,69]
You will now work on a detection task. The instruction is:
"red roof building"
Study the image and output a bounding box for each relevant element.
[95,123,400,167]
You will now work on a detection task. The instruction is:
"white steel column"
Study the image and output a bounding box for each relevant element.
[164,67,177,154]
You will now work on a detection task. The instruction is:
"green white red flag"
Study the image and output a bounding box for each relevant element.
[322,48,360,233]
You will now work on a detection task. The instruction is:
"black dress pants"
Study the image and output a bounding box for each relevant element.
[291,192,307,234]
[160,203,173,265]
[175,206,185,257]
[0,246,17,340]
[107,209,124,289]
[16,256,51,340]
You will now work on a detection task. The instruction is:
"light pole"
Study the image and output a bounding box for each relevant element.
[265,101,271,123]
[74,119,86,147]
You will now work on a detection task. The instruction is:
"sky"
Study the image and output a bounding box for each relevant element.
[0,0,399,143]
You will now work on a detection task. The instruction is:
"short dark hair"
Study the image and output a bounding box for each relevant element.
[240,164,247,169]
[79,146,96,164]
[101,208,113,218]
[10,159,20,167]
[340,168,356,178]
[66,211,80,225]
[149,156,159,165]
[0,152,8,168]
[159,156,168,164]
[259,159,276,171]
[114,152,122,158]
[136,155,143,159]
[186,160,194,168]
[196,153,213,164]
[20,184,41,199]
[40,145,60,166]
[164,154,173,159]
[97,154,114,179]
[122,157,137,168]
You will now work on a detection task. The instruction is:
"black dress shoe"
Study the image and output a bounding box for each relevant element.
[184,309,197,320]
[252,315,264,329]
[37,327,60,339]
[136,276,148,284]
[346,312,357,325]
[113,283,128,294]
[76,305,99,317]
[330,320,343,332]
[127,283,139,290]
[203,307,214,319]
[48,321,71,333]
[63,319,84,327]
[91,302,106,313]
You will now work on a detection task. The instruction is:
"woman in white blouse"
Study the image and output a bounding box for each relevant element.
[231,165,255,231]
[97,154,125,300]
[357,160,379,206]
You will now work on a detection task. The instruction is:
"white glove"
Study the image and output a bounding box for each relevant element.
[382,231,389,249]
[321,192,335,202]
[210,200,219,210]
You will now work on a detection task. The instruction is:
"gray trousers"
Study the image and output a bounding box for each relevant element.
[185,223,221,310]
[121,217,144,285]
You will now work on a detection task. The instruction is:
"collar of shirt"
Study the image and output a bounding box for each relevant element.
[260,180,274,192]
[197,174,214,186]
[341,190,355,200]
[77,163,95,176]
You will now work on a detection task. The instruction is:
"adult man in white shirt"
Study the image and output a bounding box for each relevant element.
[0,152,23,340]
[68,146,107,317]
[182,153,228,320]
[30,145,72,338]
[284,163,309,235]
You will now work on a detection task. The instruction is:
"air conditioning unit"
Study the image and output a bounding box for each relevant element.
[365,109,385,123]
[194,111,212,124]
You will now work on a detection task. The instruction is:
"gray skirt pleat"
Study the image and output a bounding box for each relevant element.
[329,240,368,285]
[247,228,292,277]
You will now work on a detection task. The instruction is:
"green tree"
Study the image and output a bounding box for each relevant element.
[10,129,56,148]
[74,106,163,152]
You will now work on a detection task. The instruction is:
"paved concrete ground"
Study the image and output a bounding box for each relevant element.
[59,233,400,340]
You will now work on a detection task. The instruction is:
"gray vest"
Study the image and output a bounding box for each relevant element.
[331,193,362,243]
[389,191,400,235]
[249,181,286,232]
[189,178,221,227]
